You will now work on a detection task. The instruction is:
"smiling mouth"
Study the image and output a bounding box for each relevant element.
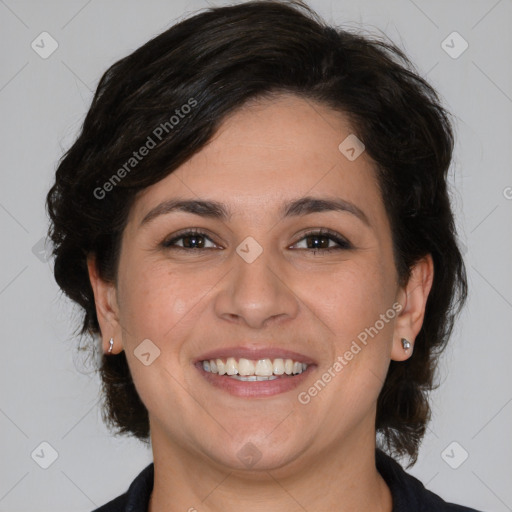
[195,356,315,398]
[199,356,308,380]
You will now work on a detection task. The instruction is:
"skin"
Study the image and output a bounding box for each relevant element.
[88,93,433,512]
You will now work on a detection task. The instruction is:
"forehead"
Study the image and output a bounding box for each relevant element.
[129,93,385,227]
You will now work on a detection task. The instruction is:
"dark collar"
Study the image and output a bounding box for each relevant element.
[93,449,481,512]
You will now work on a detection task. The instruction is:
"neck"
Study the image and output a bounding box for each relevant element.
[147,424,392,512]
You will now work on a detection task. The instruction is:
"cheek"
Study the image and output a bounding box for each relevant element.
[310,258,395,339]
[116,257,189,341]
[309,258,397,405]
[116,261,206,418]
[307,266,396,421]
[116,256,220,371]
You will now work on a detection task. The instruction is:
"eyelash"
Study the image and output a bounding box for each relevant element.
[161,228,353,255]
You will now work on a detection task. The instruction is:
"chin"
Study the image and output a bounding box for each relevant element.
[203,434,304,474]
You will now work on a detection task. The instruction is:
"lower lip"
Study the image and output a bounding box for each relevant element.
[195,362,316,398]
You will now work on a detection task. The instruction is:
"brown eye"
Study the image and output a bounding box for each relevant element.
[162,230,217,250]
[292,229,352,254]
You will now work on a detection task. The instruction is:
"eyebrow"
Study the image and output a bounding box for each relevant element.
[140,195,370,227]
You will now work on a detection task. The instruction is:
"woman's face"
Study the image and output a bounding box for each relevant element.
[92,93,428,474]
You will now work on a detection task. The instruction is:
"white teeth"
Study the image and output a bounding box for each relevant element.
[230,375,279,381]
[238,358,255,376]
[255,359,273,376]
[225,357,238,375]
[216,359,226,375]
[201,357,309,377]
[273,358,285,375]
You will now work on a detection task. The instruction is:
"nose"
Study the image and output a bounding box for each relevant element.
[214,243,299,329]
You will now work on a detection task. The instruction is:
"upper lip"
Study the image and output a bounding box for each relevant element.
[194,346,317,365]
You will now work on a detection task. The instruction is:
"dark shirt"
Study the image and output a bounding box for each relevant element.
[91,448,483,511]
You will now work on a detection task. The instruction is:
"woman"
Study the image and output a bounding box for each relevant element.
[46,1,482,511]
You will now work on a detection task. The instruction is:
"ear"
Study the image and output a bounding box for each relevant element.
[86,254,123,354]
[391,254,434,361]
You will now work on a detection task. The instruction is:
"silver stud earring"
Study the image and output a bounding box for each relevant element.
[108,338,114,354]
[401,338,411,351]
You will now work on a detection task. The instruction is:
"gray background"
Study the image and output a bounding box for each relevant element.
[0,0,511,511]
